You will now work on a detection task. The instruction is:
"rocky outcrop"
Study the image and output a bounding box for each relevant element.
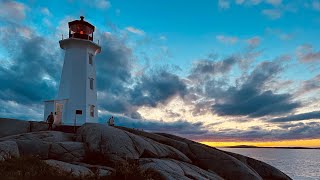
[120,129,263,180]
[139,158,223,180]
[72,162,115,176]
[49,142,86,162]
[0,119,292,180]
[45,159,94,177]
[223,151,291,180]
[0,131,74,142]
[0,141,20,161]
[155,133,264,180]
[0,118,53,138]
[15,140,51,159]
[0,131,74,159]
[76,123,191,163]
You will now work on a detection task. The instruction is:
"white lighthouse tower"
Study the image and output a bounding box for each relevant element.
[44,16,101,125]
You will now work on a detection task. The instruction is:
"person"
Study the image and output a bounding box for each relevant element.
[47,112,54,130]
[108,116,115,126]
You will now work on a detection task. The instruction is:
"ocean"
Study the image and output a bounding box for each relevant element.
[220,148,320,180]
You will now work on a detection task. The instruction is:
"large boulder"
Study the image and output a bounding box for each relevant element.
[72,162,115,177]
[223,151,291,180]
[15,140,51,159]
[0,131,74,159]
[29,121,50,132]
[49,142,86,162]
[76,123,191,163]
[0,118,30,138]
[117,127,196,159]
[139,158,223,180]
[157,133,263,180]
[0,131,74,142]
[44,159,94,177]
[0,140,20,161]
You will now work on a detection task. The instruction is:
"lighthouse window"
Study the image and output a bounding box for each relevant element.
[90,105,95,117]
[89,53,93,65]
[89,78,94,90]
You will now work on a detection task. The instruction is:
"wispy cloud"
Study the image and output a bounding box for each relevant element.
[266,0,282,6]
[265,28,293,40]
[246,36,261,48]
[218,0,231,9]
[126,26,145,36]
[40,7,51,16]
[296,44,320,63]
[216,35,238,44]
[312,0,320,11]
[0,0,27,22]
[270,111,320,122]
[262,9,282,19]
[95,0,111,9]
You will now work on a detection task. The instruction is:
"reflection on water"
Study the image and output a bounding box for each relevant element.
[220,148,320,180]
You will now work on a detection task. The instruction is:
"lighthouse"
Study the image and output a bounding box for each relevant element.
[44,16,101,125]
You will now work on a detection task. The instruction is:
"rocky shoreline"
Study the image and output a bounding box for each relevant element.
[0,118,291,179]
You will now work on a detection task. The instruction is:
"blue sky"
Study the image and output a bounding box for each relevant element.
[0,0,320,143]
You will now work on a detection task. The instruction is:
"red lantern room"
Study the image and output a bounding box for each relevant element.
[68,16,95,41]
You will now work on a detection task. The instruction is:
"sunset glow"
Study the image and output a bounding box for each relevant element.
[202,139,320,148]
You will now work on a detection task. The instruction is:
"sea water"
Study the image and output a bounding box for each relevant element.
[220,148,320,180]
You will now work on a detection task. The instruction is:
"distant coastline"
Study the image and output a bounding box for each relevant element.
[222,145,320,149]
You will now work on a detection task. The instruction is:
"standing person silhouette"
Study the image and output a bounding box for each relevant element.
[47,112,54,130]
[108,116,115,126]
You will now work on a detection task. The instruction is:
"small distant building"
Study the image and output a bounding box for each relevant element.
[44,16,101,125]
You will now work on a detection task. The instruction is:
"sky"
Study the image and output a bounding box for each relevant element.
[0,0,319,147]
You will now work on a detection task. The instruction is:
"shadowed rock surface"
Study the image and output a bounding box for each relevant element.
[0,118,292,179]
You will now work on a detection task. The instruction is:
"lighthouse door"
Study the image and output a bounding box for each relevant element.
[55,103,63,125]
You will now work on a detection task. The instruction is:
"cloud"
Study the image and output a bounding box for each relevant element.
[159,35,167,41]
[312,0,320,11]
[95,0,111,9]
[130,69,187,107]
[235,0,245,5]
[246,36,261,48]
[193,121,320,141]
[40,7,51,16]
[210,61,300,117]
[265,28,293,40]
[295,74,320,96]
[296,44,320,63]
[97,114,207,137]
[270,111,320,122]
[190,56,238,79]
[262,9,282,19]
[0,22,64,120]
[0,24,62,105]
[0,0,27,22]
[0,99,42,120]
[218,0,231,9]
[216,35,238,44]
[126,26,145,36]
[266,0,282,6]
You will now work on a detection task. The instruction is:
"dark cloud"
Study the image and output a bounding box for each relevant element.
[190,56,237,79]
[270,111,320,122]
[98,114,207,137]
[295,74,320,96]
[0,23,62,105]
[190,121,320,141]
[210,61,300,117]
[130,69,187,107]
[95,32,187,116]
